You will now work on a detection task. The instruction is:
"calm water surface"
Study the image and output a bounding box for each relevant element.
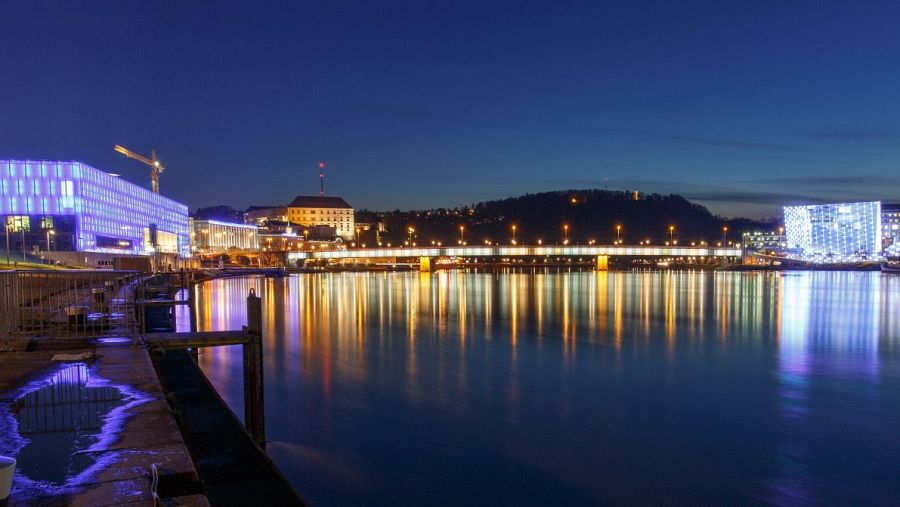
[181,270,900,506]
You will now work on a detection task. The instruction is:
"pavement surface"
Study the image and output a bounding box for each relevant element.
[0,342,209,506]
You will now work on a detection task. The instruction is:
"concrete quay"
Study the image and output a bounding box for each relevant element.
[0,341,206,506]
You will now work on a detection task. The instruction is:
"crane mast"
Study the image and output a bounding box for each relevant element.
[113,144,165,194]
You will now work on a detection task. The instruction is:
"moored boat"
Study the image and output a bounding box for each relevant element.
[881,260,900,273]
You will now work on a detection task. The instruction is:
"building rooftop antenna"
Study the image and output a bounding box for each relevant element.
[319,161,325,197]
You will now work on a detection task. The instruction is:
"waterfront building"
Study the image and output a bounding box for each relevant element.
[783,201,881,262]
[286,196,355,241]
[0,160,190,262]
[245,197,354,241]
[741,231,786,255]
[881,203,900,256]
[245,206,287,226]
[191,219,259,253]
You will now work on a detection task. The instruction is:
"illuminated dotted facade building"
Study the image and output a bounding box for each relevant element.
[0,160,190,257]
[783,201,881,262]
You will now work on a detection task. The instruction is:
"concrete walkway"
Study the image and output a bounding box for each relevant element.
[0,343,209,506]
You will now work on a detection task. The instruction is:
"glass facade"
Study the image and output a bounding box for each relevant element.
[192,219,260,252]
[784,201,881,262]
[0,160,190,257]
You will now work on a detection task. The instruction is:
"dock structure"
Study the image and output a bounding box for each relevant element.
[141,289,266,449]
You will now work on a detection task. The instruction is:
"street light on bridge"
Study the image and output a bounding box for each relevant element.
[668,225,675,243]
[616,224,622,243]
[722,226,728,246]
[563,224,569,245]
[511,224,517,245]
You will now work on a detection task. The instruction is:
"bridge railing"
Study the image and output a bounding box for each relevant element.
[291,245,742,260]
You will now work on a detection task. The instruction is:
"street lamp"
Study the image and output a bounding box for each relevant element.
[722,226,728,246]
[459,225,465,244]
[511,224,517,245]
[408,226,415,245]
[616,224,622,243]
[45,229,55,264]
[563,224,569,245]
[668,225,675,243]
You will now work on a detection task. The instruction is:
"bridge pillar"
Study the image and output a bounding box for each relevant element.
[595,255,609,271]
[419,256,432,272]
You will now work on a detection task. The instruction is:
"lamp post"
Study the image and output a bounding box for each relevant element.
[668,225,675,243]
[459,225,465,244]
[45,229,54,264]
[723,226,728,246]
[4,223,9,265]
[563,224,569,245]
[408,226,415,246]
[616,224,622,244]
[511,224,517,245]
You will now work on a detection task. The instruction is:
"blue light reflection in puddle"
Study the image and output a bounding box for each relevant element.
[0,362,150,500]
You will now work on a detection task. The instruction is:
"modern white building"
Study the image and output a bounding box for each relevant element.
[784,201,881,262]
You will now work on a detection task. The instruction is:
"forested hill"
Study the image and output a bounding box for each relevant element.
[358,189,775,246]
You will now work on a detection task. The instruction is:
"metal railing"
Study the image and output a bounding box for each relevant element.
[0,270,145,340]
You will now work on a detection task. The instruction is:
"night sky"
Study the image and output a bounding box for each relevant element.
[3,1,900,218]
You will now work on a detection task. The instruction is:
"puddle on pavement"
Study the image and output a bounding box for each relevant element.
[0,362,143,499]
[13,363,124,485]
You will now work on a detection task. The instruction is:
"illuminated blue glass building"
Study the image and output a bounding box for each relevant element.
[0,160,190,257]
[783,201,881,262]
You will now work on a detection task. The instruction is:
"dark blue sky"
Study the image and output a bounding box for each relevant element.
[3,1,900,217]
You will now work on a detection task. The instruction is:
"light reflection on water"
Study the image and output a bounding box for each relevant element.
[182,270,900,506]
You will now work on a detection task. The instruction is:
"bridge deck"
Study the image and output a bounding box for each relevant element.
[291,245,741,260]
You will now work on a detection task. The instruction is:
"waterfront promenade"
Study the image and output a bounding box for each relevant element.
[0,270,306,506]
[0,341,206,506]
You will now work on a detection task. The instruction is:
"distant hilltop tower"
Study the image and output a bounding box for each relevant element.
[319,161,325,197]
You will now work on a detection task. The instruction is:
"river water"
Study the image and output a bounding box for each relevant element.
[183,270,900,506]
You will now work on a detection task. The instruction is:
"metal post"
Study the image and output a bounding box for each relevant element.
[4,224,8,265]
[188,280,199,361]
[244,288,265,448]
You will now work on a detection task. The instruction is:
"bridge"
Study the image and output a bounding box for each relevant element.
[288,245,742,271]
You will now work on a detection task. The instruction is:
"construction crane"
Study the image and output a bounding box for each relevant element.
[113,145,165,194]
